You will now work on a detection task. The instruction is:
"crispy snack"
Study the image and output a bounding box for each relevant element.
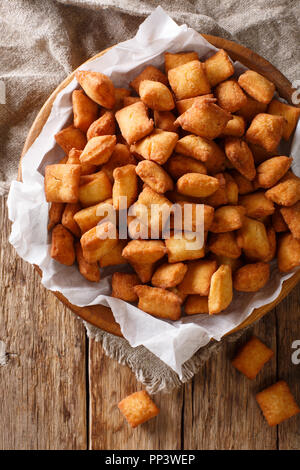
[99,240,127,267]
[75,242,100,282]
[127,214,151,240]
[61,203,81,237]
[118,390,160,428]
[55,125,87,154]
[164,51,199,73]
[220,115,246,137]
[111,272,140,302]
[176,94,215,114]
[237,216,270,260]
[232,336,274,379]
[175,134,226,171]
[102,144,136,182]
[75,70,115,109]
[166,154,207,180]
[74,198,113,234]
[168,60,211,100]
[130,261,156,283]
[256,156,292,188]
[151,262,188,288]
[240,192,275,219]
[178,260,217,295]
[136,160,173,193]
[277,232,300,272]
[48,202,65,231]
[238,70,275,104]
[175,101,232,140]
[202,173,227,207]
[209,232,241,259]
[72,89,98,132]
[131,129,178,165]
[204,49,234,86]
[86,111,115,140]
[272,207,288,232]
[139,80,175,111]
[210,205,245,233]
[215,80,247,113]
[265,172,300,206]
[230,170,255,195]
[80,135,116,165]
[173,202,214,232]
[165,232,206,263]
[236,94,268,122]
[208,264,233,314]
[80,222,118,263]
[177,173,219,198]
[245,113,286,152]
[122,240,166,265]
[67,148,97,176]
[256,381,300,426]
[134,185,172,233]
[45,164,81,203]
[223,173,239,204]
[112,164,138,209]
[78,171,112,207]
[134,285,182,320]
[280,202,300,239]
[115,101,154,145]
[225,137,256,181]
[233,262,270,292]
[184,295,209,315]
[268,99,300,140]
[51,224,75,266]
[130,65,168,93]
[154,110,178,132]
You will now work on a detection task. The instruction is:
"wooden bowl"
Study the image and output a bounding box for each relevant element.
[19,34,300,338]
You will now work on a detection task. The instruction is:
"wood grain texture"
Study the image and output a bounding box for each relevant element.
[0,197,87,450]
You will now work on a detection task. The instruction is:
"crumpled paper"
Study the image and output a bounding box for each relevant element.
[7,7,300,377]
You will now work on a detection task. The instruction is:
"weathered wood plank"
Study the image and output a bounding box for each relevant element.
[0,197,87,450]
[88,338,183,450]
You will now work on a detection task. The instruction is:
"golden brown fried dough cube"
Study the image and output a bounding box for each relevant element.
[130,261,155,283]
[238,71,275,104]
[75,70,115,109]
[215,80,247,113]
[134,285,182,320]
[210,205,245,233]
[80,222,118,263]
[130,65,168,94]
[246,113,286,152]
[134,185,173,234]
[75,242,100,282]
[178,260,217,295]
[115,101,154,145]
[151,262,188,288]
[230,170,255,195]
[139,80,175,111]
[184,295,209,315]
[256,381,300,426]
[78,171,112,207]
[265,172,300,207]
[168,60,211,100]
[277,232,300,272]
[268,99,300,140]
[203,173,228,208]
[131,129,178,165]
[99,240,127,268]
[272,207,288,232]
[48,202,65,231]
[209,232,241,259]
[173,202,214,232]
[236,94,268,122]
[86,111,115,140]
[240,192,275,219]
[208,264,233,314]
[165,232,206,263]
[177,173,219,198]
[176,135,225,174]
[237,216,270,260]
[233,262,270,292]
[67,148,97,176]
[80,135,116,166]
[256,156,292,188]
[154,110,178,132]
[166,154,207,180]
[102,144,136,182]
[118,390,160,428]
[112,164,138,210]
[74,198,113,234]
[122,240,166,265]
[62,203,81,238]
[280,202,300,239]
[111,272,140,302]
[136,160,173,194]
[232,336,274,379]
[176,94,215,114]
[164,51,199,73]
[204,49,234,86]
[220,115,246,137]
[51,224,75,266]
[45,164,81,203]
[176,101,232,140]
[225,137,256,181]
[55,125,87,154]
[72,89,98,133]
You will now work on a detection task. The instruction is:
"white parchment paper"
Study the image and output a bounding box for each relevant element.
[7,7,300,377]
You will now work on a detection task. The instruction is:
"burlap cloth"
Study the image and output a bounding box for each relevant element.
[1,0,299,391]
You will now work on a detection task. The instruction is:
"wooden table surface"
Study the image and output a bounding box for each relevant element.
[1,196,299,450]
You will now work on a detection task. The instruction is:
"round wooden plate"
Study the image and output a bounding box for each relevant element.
[19,34,300,338]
